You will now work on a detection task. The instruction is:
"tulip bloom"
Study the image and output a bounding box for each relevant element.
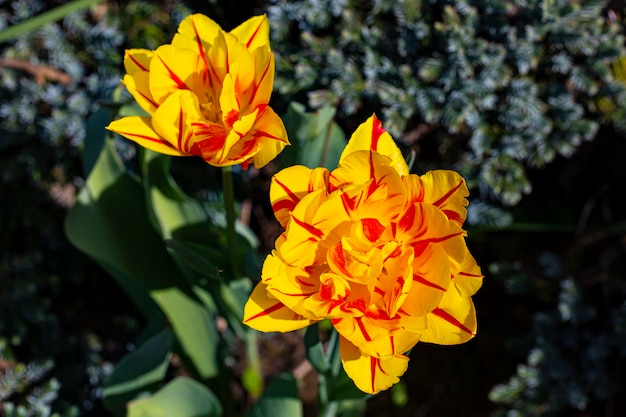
[107,14,288,169]
[243,115,482,394]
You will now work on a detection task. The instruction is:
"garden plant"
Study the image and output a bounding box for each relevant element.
[1,1,626,417]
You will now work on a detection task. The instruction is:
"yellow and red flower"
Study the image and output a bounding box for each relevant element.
[243,115,483,394]
[107,14,288,169]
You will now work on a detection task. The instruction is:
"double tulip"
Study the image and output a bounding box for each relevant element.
[244,115,483,394]
[107,14,288,169]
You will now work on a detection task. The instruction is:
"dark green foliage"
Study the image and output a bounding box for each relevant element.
[267,0,626,205]
[0,1,188,415]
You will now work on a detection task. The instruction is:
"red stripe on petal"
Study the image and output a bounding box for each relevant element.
[117,130,175,148]
[390,335,395,354]
[431,307,475,336]
[341,192,357,214]
[458,271,483,278]
[371,356,377,393]
[250,56,271,102]
[355,317,372,342]
[291,215,324,239]
[128,53,149,72]
[443,209,464,224]
[414,232,463,246]
[244,302,285,322]
[274,177,300,204]
[413,274,446,291]
[245,18,264,48]
[135,89,159,109]
[157,55,190,90]
[433,180,464,208]
[362,218,385,242]
[371,115,385,151]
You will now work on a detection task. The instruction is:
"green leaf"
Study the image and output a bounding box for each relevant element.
[280,102,346,169]
[304,323,331,373]
[246,373,302,417]
[84,107,113,177]
[127,377,222,417]
[103,328,173,416]
[65,140,219,379]
[164,239,223,282]
[0,0,103,43]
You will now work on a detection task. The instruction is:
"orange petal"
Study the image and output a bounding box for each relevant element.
[243,282,316,332]
[106,116,185,156]
[340,336,409,394]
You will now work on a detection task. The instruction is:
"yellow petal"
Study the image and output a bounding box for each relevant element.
[396,202,467,264]
[236,45,274,114]
[230,15,270,50]
[340,336,409,394]
[149,44,207,104]
[451,250,483,298]
[340,115,408,177]
[150,90,196,152]
[260,251,321,320]
[279,190,328,267]
[122,72,157,114]
[249,107,290,168]
[419,170,469,225]
[270,165,329,228]
[207,31,250,87]
[106,116,185,156]
[333,316,421,359]
[420,298,477,345]
[400,244,450,317]
[243,282,316,332]
[172,13,221,55]
[124,49,153,74]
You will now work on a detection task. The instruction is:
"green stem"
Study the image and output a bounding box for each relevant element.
[222,166,241,278]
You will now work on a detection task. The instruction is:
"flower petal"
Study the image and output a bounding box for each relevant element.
[418,170,469,226]
[172,13,221,56]
[270,165,329,228]
[420,298,477,345]
[249,107,290,168]
[340,336,409,394]
[400,244,450,317]
[243,282,317,332]
[149,44,207,104]
[230,15,270,50]
[106,116,185,156]
[339,115,408,177]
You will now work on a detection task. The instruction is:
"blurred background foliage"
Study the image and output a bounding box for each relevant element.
[1,0,626,416]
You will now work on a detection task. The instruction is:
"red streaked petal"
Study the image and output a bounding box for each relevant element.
[243,282,316,332]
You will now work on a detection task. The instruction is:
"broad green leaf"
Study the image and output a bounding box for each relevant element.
[65,140,219,379]
[127,377,222,417]
[280,102,346,169]
[164,239,223,282]
[246,373,302,417]
[103,328,173,416]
